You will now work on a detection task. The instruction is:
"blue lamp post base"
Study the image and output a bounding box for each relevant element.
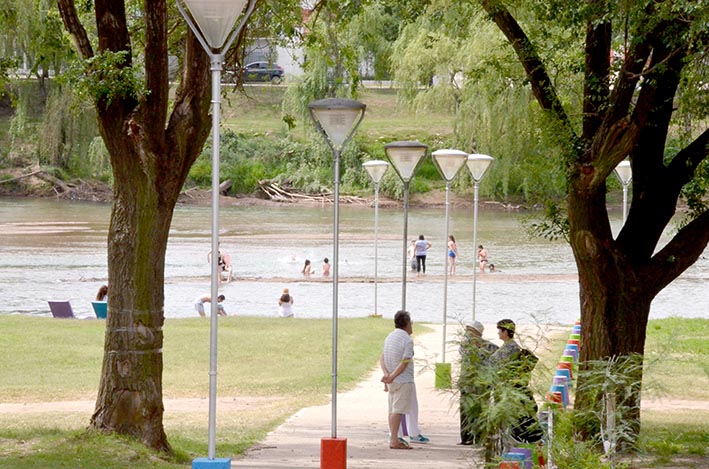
[192,457,231,469]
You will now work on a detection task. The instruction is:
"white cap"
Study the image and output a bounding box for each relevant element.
[465,320,484,334]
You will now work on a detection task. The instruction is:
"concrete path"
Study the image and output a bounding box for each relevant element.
[233,324,483,468]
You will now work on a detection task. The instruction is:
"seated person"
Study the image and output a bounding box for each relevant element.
[96,285,108,302]
[278,288,294,317]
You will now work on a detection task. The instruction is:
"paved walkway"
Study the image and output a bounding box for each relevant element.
[233,324,483,468]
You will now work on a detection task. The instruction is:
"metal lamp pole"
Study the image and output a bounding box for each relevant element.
[363,160,390,316]
[385,141,428,311]
[431,149,468,363]
[466,154,494,323]
[614,160,632,223]
[177,0,256,463]
[308,99,365,448]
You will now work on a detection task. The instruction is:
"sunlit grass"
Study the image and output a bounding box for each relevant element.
[0,315,429,467]
[220,86,455,140]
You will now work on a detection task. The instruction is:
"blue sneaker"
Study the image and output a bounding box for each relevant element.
[409,434,430,444]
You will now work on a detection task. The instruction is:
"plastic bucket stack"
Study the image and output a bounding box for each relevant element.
[546,321,581,410]
[500,444,545,469]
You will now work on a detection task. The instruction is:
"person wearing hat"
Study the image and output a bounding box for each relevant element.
[458,320,498,445]
[490,318,543,446]
[491,319,520,364]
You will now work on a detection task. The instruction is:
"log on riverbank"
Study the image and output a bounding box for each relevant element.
[257,180,369,205]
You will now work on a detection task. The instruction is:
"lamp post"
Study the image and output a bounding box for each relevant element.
[309,98,365,466]
[466,154,494,323]
[614,160,632,223]
[385,141,428,311]
[431,150,467,386]
[363,160,390,317]
[176,0,256,465]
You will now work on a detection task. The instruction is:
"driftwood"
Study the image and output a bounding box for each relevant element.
[35,171,75,194]
[258,180,369,205]
[0,170,42,184]
[0,169,74,194]
[219,179,232,195]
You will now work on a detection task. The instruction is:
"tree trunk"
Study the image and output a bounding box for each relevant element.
[568,173,648,447]
[55,0,213,451]
[88,134,179,451]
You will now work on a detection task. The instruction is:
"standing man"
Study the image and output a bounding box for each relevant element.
[381,310,415,449]
[414,235,432,276]
[459,320,498,445]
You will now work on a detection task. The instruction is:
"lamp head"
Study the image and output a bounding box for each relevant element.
[614,160,632,186]
[308,98,366,153]
[432,149,468,182]
[181,0,251,51]
[466,154,494,182]
[385,141,428,182]
[363,160,390,184]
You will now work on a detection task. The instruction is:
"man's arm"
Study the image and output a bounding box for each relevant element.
[381,357,411,384]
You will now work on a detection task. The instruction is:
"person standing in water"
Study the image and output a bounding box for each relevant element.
[415,235,432,276]
[302,259,312,277]
[447,235,458,276]
[477,245,489,272]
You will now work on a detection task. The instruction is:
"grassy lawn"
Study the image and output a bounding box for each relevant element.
[532,318,709,468]
[0,316,707,467]
[0,315,402,467]
[220,86,456,140]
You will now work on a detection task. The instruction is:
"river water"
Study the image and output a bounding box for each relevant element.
[1,197,707,325]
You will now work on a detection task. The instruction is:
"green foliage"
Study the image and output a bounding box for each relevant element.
[457,335,543,462]
[38,83,100,176]
[550,411,613,469]
[522,201,570,242]
[65,51,145,106]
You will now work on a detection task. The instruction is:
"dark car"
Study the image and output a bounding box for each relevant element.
[242,61,285,84]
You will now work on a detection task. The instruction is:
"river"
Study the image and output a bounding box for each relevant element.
[1,197,707,325]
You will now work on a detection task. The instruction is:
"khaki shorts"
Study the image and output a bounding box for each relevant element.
[388,382,413,415]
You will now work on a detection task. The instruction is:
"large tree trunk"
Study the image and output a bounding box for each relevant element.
[89,143,175,451]
[58,0,213,451]
[567,177,649,446]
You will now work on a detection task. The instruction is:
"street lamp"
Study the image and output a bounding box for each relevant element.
[614,160,632,223]
[363,160,390,317]
[467,154,494,323]
[431,149,468,388]
[176,0,256,466]
[309,98,366,466]
[385,141,428,311]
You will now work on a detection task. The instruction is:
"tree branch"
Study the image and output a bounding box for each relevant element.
[646,209,709,295]
[480,0,575,141]
[668,127,709,183]
[163,32,211,200]
[56,0,94,59]
[582,0,611,140]
[95,1,131,54]
[142,0,169,151]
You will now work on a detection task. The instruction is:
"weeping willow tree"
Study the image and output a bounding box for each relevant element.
[390,3,569,202]
[38,84,101,175]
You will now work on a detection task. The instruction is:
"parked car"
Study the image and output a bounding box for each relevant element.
[245,61,284,83]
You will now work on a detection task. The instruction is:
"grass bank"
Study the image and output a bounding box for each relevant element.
[0,316,707,467]
[0,315,400,468]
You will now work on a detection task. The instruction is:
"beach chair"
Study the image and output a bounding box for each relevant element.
[48,300,76,319]
[91,301,108,319]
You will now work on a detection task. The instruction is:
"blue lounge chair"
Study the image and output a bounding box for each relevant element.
[91,301,108,319]
[48,300,76,319]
